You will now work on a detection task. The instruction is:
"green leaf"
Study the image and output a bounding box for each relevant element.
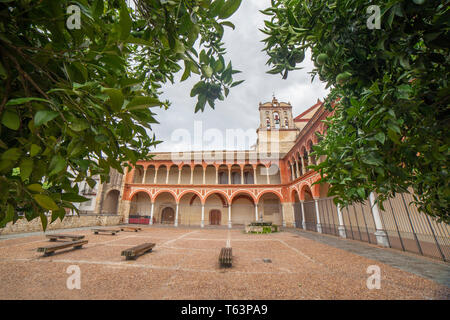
[126,96,162,110]
[30,144,42,157]
[102,88,124,111]
[119,1,132,40]
[219,0,242,19]
[40,213,48,231]
[1,148,21,161]
[27,184,44,193]
[34,194,59,211]
[19,158,33,181]
[70,119,90,132]
[6,97,49,106]
[1,110,20,130]
[374,132,385,144]
[61,193,90,202]
[49,155,66,176]
[34,110,59,127]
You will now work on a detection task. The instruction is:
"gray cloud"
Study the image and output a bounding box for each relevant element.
[151,0,329,152]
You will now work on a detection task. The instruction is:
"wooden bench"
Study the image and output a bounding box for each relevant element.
[37,240,88,256]
[92,228,120,235]
[120,227,142,232]
[46,234,85,242]
[219,247,232,267]
[121,243,155,260]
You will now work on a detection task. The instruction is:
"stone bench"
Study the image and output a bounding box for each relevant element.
[219,247,232,267]
[120,227,142,232]
[92,228,120,235]
[46,234,85,242]
[121,243,155,260]
[37,240,88,256]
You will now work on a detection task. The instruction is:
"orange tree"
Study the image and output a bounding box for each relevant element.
[0,0,243,228]
[261,0,449,222]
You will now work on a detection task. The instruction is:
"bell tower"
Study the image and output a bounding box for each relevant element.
[256,96,299,154]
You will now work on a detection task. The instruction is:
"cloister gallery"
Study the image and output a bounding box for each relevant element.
[90,97,449,262]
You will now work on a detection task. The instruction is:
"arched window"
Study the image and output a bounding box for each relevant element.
[284,118,289,129]
[273,112,280,129]
[266,118,271,129]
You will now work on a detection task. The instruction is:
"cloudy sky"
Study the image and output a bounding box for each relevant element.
[150,0,329,152]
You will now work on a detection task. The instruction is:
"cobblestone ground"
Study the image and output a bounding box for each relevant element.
[0,226,448,300]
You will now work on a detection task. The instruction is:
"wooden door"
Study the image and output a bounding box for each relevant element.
[161,207,175,224]
[209,210,221,225]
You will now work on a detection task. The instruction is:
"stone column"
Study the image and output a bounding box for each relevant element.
[291,203,296,228]
[215,166,218,184]
[290,164,295,181]
[300,200,306,230]
[150,202,154,225]
[201,204,205,228]
[295,160,300,178]
[301,157,306,174]
[266,167,270,184]
[314,198,322,233]
[228,167,231,185]
[228,205,232,228]
[165,167,170,184]
[280,203,286,227]
[240,167,244,184]
[336,203,346,238]
[190,166,194,184]
[202,167,206,185]
[177,167,182,184]
[255,203,259,221]
[153,167,158,184]
[369,192,389,247]
[174,203,179,227]
[142,167,147,184]
[253,166,258,184]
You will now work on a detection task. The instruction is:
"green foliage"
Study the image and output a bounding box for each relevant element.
[261,0,449,223]
[0,0,243,229]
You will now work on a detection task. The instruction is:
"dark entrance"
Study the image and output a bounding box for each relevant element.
[209,210,221,225]
[161,207,175,224]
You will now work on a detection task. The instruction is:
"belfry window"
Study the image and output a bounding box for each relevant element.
[266,118,271,129]
[284,118,289,129]
[273,112,280,129]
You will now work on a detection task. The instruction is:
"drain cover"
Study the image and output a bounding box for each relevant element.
[262,258,272,263]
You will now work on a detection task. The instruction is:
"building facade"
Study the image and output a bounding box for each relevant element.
[92,96,450,262]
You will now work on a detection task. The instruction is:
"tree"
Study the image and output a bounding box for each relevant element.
[0,0,243,229]
[261,0,449,222]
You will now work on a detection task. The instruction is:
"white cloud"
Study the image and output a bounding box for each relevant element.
[151,0,329,152]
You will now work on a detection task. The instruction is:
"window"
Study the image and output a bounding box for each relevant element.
[266,118,271,129]
[273,112,280,129]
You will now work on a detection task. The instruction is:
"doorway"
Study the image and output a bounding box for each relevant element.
[209,210,221,225]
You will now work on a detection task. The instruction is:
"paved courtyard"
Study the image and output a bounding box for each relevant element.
[0,226,449,300]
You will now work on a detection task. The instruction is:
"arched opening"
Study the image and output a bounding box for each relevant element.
[300,185,316,231]
[102,190,120,215]
[133,165,144,183]
[156,165,168,184]
[243,164,254,184]
[258,192,282,225]
[154,191,177,225]
[204,192,228,226]
[193,165,203,184]
[129,191,151,224]
[292,190,302,228]
[180,165,191,184]
[267,163,281,184]
[255,163,267,185]
[296,151,303,176]
[302,147,309,172]
[205,165,216,184]
[230,164,241,184]
[273,111,280,129]
[145,165,156,184]
[167,165,179,184]
[218,164,228,184]
[178,192,202,226]
[308,140,316,165]
[231,192,256,226]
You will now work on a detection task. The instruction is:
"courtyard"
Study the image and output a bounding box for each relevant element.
[0,226,448,300]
